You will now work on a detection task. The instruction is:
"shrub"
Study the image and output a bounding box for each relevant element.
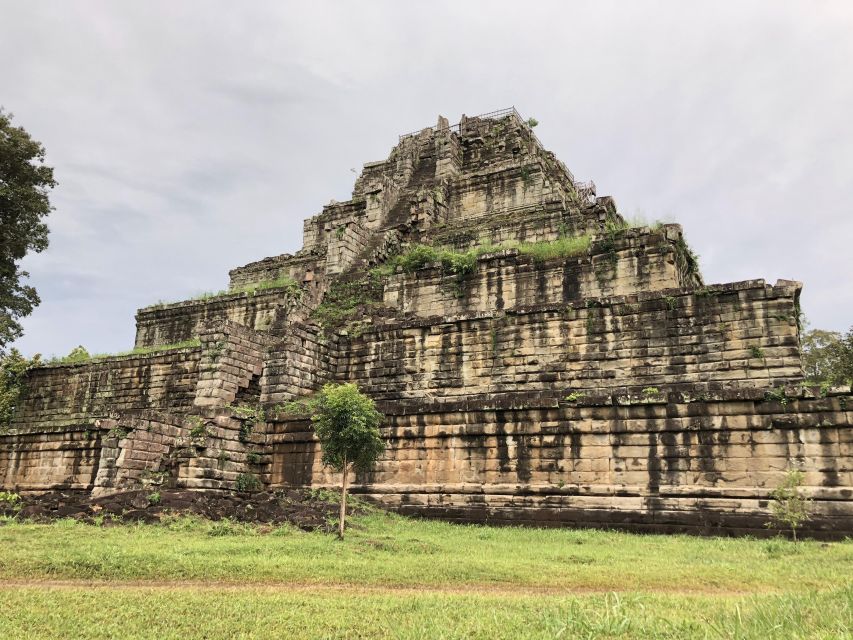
[1,349,41,428]
[235,473,261,493]
[0,491,22,513]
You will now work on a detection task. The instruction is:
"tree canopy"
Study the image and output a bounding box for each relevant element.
[0,109,56,351]
[801,325,853,387]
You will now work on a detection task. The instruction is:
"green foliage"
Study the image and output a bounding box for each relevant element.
[282,394,319,416]
[515,235,591,262]
[749,345,765,359]
[383,236,592,286]
[0,348,40,428]
[107,425,131,440]
[675,236,701,282]
[230,404,265,444]
[641,387,660,397]
[767,467,812,542]
[0,109,58,349]
[390,244,479,280]
[526,117,539,128]
[147,492,161,506]
[1,515,852,640]
[0,491,22,512]
[801,325,853,387]
[188,418,208,440]
[765,387,791,408]
[246,451,261,465]
[564,391,584,402]
[62,345,90,364]
[311,383,384,474]
[150,276,302,309]
[45,339,201,366]
[208,517,257,537]
[234,473,261,493]
[312,276,383,329]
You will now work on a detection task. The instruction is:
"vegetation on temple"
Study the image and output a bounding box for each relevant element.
[42,338,201,366]
[0,348,41,428]
[0,109,57,349]
[147,275,302,309]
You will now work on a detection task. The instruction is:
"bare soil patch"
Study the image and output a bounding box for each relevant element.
[1,489,345,531]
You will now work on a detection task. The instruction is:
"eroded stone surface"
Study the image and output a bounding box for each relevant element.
[1,108,850,537]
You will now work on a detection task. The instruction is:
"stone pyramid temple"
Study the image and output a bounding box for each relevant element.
[2,108,851,536]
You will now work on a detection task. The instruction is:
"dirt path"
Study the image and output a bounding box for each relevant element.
[0,578,774,598]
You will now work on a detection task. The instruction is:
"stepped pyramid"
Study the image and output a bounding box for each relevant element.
[2,108,851,537]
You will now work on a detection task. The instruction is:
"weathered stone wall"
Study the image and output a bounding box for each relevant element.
[177,408,268,491]
[447,165,555,222]
[0,425,103,491]
[134,288,299,348]
[193,320,271,408]
[343,280,802,400]
[267,389,853,537]
[326,218,372,275]
[384,228,693,317]
[260,324,336,405]
[3,108,848,538]
[430,203,600,251]
[91,411,190,495]
[10,346,202,432]
[228,253,321,291]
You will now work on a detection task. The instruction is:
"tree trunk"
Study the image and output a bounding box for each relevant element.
[792,526,797,543]
[339,456,348,540]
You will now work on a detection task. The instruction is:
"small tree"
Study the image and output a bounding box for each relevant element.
[767,467,812,542]
[311,383,384,539]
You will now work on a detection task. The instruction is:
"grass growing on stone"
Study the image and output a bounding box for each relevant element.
[146,275,302,309]
[514,234,592,261]
[375,234,594,279]
[43,338,202,366]
[0,512,850,638]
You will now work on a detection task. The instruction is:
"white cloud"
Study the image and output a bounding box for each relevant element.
[2,0,851,357]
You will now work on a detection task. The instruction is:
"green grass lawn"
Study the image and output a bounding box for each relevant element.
[0,511,851,639]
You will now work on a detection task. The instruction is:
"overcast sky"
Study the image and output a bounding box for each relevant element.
[3,0,852,358]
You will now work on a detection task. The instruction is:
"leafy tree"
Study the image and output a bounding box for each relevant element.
[767,467,812,542]
[0,109,57,351]
[0,348,40,429]
[311,383,384,539]
[801,325,853,386]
